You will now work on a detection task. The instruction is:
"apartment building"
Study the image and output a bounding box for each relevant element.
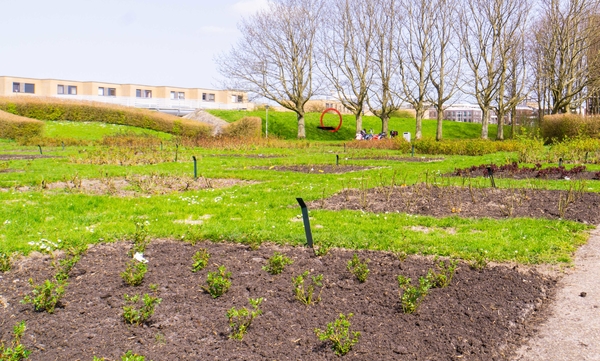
[0,76,252,114]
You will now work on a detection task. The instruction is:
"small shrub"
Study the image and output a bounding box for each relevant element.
[0,109,44,140]
[227,297,264,340]
[293,271,323,305]
[426,259,458,288]
[128,221,150,256]
[314,313,361,356]
[262,252,293,275]
[203,265,232,298]
[221,117,262,138]
[346,254,370,283]
[121,259,148,286]
[122,286,162,326]
[191,249,210,272]
[0,252,13,272]
[314,245,330,257]
[0,321,31,361]
[397,275,430,314]
[21,278,66,313]
[469,249,488,271]
[54,245,86,282]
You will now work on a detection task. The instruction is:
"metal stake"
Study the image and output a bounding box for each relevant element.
[411,144,415,157]
[486,166,496,188]
[192,156,197,179]
[38,145,42,155]
[336,154,339,166]
[296,198,314,248]
[175,144,179,162]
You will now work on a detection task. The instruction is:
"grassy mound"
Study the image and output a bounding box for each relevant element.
[0,109,44,140]
[0,97,211,138]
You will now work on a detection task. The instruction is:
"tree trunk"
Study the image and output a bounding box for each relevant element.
[481,109,489,140]
[436,108,443,141]
[381,115,389,134]
[297,113,306,139]
[510,107,516,139]
[496,111,504,140]
[355,113,363,135]
[415,110,424,140]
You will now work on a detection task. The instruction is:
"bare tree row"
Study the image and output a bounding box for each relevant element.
[218,0,600,140]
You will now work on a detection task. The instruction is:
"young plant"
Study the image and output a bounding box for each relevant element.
[191,248,210,272]
[122,285,162,326]
[346,254,369,283]
[121,259,148,286]
[293,271,323,305]
[469,249,488,271]
[21,278,66,313]
[203,265,231,298]
[0,252,13,273]
[314,313,360,356]
[121,350,146,361]
[226,297,264,340]
[262,252,293,275]
[426,259,458,288]
[54,245,86,282]
[128,221,151,256]
[397,275,430,314]
[0,321,31,360]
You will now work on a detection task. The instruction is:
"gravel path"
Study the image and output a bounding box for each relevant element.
[513,226,600,361]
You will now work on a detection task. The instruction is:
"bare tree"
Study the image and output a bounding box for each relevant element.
[216,0,323,139]
[395,0,434,140]
[429,0,462,141]
[318,0,376,135]
[459,0,528,139]
[368,0,402,134]
[530,0,600,114]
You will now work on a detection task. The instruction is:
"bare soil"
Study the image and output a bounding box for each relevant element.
[0,240,555,360]
[311,184,600,224]
[258,165,376,174]
[351,156,445,163]
[0,176,256,197]
[0,154,59,161]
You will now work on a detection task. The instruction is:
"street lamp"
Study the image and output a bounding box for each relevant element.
[265,105,269,138]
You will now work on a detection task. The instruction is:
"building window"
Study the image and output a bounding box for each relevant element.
[136,89,142,98]
[178,92,185,100]
[68,86,77,95]
[137,89,152,98]
[108,88,116,96]
[57,85,64,94]
[170,91,176,100]
[12,82,35,94]
[202,93,215,102]
[144,90,152,98]
[98,87,105,96]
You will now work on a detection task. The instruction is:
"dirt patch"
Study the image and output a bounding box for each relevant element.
[208,154,283,158]
[0,175,256,197]
[0,154,59,161]
[352,156,444,163]
[257,165,376,174]
[452,163,600,180]
[0,240,555,360]
[311,184,600,224]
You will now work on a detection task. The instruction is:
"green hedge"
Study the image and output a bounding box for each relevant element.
[0,97,211,138]
[0,109,45,140]
[221,116,262,138]
[541,114,600,142]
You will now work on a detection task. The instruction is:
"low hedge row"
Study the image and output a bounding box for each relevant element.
[0,97,212,138]
[221,116,262,138]
[0,109,45,140]
[541,114,600,142]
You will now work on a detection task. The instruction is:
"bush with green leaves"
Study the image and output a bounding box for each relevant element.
[293,271,323,305]
[121,351,147,361]
[262,252,293,275]
[0,321,31,360]
[0,252,13,272]
[397,275,430,314]
[53,245,86,282]
[128,221,150,256]
[314,313,360,356]
[21,278,66,313]
[347,254,369,283]
[191,248,210,272]
[122,285,162,326]
[227,298,264,340]
[426,259,458,288]
[203,265,231,298]
[121,259,147,286]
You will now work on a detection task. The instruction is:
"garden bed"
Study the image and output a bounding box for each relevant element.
[452,163,600,180]
[257,165,376,174]
[312,184,600,224]
[0,240,554,360]
[351,156,444,163]
[0,154,59,161]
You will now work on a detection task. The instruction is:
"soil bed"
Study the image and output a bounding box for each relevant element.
[311,184,600,224]
[257,165,376,174]
[0,175,255,197]
[0,154,60,161]
[0,240,554,360]
[452,163,600,180]
[352,156,444,163]
[208,154,283,159]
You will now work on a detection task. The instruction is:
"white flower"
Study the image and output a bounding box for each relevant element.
[3,220,10,225]
[133,252,148,263]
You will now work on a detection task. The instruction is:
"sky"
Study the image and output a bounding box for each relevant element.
[0,0,268,90]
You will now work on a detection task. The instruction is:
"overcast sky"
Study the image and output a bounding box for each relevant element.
[0,0,268,89]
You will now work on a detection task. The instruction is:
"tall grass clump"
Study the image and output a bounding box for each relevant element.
[221,116,262,138]
[0,96,211,138]
[0,109,44,140]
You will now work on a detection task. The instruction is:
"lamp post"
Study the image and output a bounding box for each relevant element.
[265,105,269,138]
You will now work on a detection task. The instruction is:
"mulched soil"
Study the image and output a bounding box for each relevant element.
[351,156,444,163]
[311,184,600,224]
[0,240,555,360]
[452,163,600,180]
[0,154,59,161]
[0,176,256,197]
[207,154,283,158]
[257,165,376,174]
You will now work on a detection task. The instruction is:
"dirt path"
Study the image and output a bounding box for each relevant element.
[513,226,600,361]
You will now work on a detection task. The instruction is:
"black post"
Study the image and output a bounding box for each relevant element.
[61,142,65,151]
[192,156,197,179]
[558,157,563,167]
[336,154,339,166]
[486,166,496,188]
[411,144,415,157]
[175,144,179,162]
[37,145,42,155]
[585,152,589,163]
[296,198,314,248]
[344,143,346,153]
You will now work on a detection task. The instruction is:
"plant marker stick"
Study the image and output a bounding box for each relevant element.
[192,156,197,179]
[336,155,339,166]
[175,144,179,162]
[38,145,42,155]
[296,198,314,248]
